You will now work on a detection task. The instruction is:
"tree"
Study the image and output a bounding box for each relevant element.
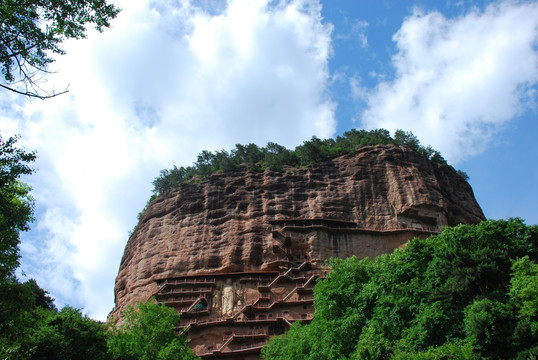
[264,142,298,171]
[262,219,538,360]
[295,136,325,165]
[195,150,215,177]
[149,129,454,197]
[0,0,120,99]
[509,256,538,358]
[394,129,420,151]
[107,299,198,360]
[24,306,109,360]
[231,143,265,164]
[463,299,514,359]
[0,278,56,357]
[1,294,111,360]
[152,166,191,195]
[0,134,36,279]
[0,134,43,359]
[0,134,113,360]
[212,149,239,173]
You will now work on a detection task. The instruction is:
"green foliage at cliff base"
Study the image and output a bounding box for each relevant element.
[107,299,197,360]
[261,218,538,360]
[0,280,198,360]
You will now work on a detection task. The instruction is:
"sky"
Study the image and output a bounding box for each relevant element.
[1,0,537,320]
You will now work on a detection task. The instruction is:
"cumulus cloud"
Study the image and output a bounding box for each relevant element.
[2,0,335,319]
[361,1,538,164]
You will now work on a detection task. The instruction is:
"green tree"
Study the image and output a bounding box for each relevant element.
[108,299,197,360]
[0,134,36,279]
[148,129,455,198]
[510,256,538,329]
[152,166,193,195]
[509,256,538,358]
[0,134,112,360]
[0,0,120,98]
[25,306,109,360]
[0,278,56,358]
[392,341,477,360]
[231,143,265,164]
[417,145,435,159]
[264,142,298,171]
[212,149,239,173]
[463,299,515,359]
[195,150,215,177]
[295,136,326,165]
[394,129,420,151]
[1,297,111,360]
[359,128,392,145]
[260,321,320,360]
[262,219,538,360]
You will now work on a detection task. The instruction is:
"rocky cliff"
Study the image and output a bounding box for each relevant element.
[113,144,484,358]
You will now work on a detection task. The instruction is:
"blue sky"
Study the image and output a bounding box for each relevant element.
[323,0,538,224]
[1,0,537,320]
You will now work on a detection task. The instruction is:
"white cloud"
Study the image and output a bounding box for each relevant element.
[349,76,367,101]
[2,0,335,319]
[361,1,538,164]
[351,20,369,48]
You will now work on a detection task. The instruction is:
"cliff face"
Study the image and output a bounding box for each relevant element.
[113,145,484,359]
[113,144,484,357]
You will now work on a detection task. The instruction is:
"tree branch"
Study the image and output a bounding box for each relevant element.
[0,83,68,99]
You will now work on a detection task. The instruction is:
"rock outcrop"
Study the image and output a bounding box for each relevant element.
[113,144,484,358]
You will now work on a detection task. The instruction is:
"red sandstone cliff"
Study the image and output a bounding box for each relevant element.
[113,144,484,318]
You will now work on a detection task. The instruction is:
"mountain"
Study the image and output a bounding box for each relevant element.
[112,144,484,359]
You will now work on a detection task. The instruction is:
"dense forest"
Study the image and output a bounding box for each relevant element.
[262,218,538,360]
[151,128,467,197]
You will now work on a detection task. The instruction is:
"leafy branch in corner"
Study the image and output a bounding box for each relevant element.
[0,0,120,99]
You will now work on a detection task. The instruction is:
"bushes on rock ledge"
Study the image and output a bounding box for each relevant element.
[152,129,455,196]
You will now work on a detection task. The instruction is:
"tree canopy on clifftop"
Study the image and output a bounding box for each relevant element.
[152,129,464,196]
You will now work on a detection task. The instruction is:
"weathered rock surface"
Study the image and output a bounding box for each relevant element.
[113,144,484,318]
